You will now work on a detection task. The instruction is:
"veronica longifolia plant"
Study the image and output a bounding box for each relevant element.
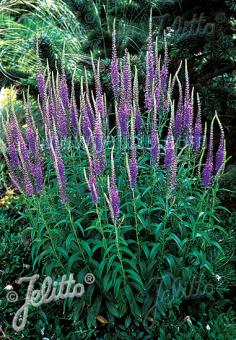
[1,19,229,333]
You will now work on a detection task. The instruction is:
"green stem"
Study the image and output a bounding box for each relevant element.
[66,204,91,272]
[114,220,126,285]
[147,167,156,228]
[132,188,140,256]
[156,197,169,274]
[96,203,109,257]
[34,197,65,271]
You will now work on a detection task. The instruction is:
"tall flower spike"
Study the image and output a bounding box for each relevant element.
[53,72,63,137]
[84,167,99,204]
[183,60,193,144]
[163,75,172,112]
[55,72,68,139]
[175,77,183,138]
[59,64,70,112]
[123,49,132,110]
[95,59,105,120]
[83,139,99,204]
[111,26,120,100]
[92,103,106,174]
[133,66,142,132]
[3,151,22,192]
[145,12,154,112]
[69,77,79,133]
[160,31,169,94]
[165,103,177,190]
[30,161,44,193]
[154,55,161,114]
[127,111,138,188]
[193,93,202,151]
[215,115,226,173]
[24,92,37,153]
[18,145,34,196]
[118,74,129,137]
[24,92,44,193]
[202,118,214,188]
[36,66,47,112]
[108,146,120,221]
[49,130,67,203]
[4,118,20,166]
[80,84,92,143]
[44,74,56,130]
[7,144,20,167]
[85,93,94,127]
[171,61,182,95]
[165,116,175,169]
[8,111,22,147]
[150,97,160,165]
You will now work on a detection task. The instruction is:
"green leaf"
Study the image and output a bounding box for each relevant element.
[106,300,120,318]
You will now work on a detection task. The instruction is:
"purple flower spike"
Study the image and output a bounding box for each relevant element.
[145,15,154,112]
[88,167,99,204]
[85,94,94,127]
[83,139,99,204]
[9,116,22,146]
[118,77,129,136]
[25,98,37,153]
[202,160,213,188]
[109,186,120,220]
[150,99,160,164]
[183,60,193,143]
[18,146,34,196]
[123,49,132,108]
[4,154,22,192]
[92,110,106,174]
[215,119,226,173]
[108,148,120,221]
[111,29,120,99]
[95,61,105,120]
[46,96,55,129]
[127,114,138,188]
[8,145,20,166]
[37,68,46,111]
[164,123,177,190]
[193,94,202,151]
[30,164,44,193]
[26,127,37,153]
[82,111,92,143]
[59,71,70,112]
[154,56,161,114]
[57,98,68,139]
[128,147,138,188]
[24,174,34,196]
[160,32,169,94]
[175,78,183,138]
[69,81,79,133]
[81,92,92,143]
[164,125,175,169]
[19,139,30,162]
[133,67,142,132]
[50,135,67,203]
[202,121,214,188]
[118,100,128,137]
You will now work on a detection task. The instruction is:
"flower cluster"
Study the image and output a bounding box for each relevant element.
[2,95,43,197]
[2,21,226,219]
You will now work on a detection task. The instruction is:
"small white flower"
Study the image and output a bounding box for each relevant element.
[215,274,221,281]
[206,324,211,331]
[4,284,13,290]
